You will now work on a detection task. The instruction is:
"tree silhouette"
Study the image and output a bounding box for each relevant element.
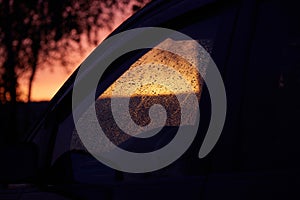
[0,0,149,103]
[0,0,149,143]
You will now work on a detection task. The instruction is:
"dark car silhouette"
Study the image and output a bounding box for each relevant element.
[1,0,299,199]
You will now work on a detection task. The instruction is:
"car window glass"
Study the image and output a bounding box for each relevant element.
[48,6,233,183]
[70,21,219,154]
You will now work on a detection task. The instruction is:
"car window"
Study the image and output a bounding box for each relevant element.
[44,3,238,184]
[68,12,222,154]
[70,38,205,152]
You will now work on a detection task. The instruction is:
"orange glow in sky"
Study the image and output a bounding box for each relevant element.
[19,5,140,102]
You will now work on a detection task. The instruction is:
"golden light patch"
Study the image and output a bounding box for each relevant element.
[99,39,202,99]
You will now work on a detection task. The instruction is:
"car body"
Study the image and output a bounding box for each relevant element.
[1,0,299,199]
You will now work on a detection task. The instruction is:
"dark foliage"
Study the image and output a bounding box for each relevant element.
[0,0,149,143]
[0,0,148,103]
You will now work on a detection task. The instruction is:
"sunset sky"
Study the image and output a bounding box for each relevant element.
[18,3,143,102]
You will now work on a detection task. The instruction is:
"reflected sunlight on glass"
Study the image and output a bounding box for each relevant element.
[72,39,211,151]
[99,39,203,99]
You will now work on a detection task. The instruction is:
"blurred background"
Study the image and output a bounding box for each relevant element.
[0,0,151,146]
